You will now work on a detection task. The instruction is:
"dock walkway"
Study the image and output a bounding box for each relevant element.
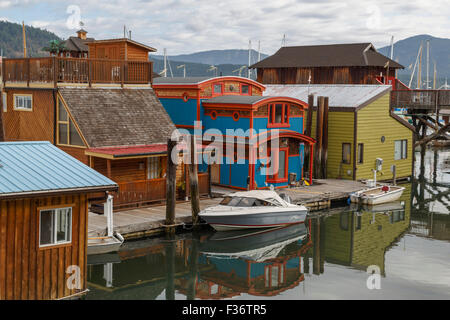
[88,179,368,239]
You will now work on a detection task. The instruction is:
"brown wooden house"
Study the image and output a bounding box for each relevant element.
[0,141,117,300]
[59,29,95,58]
[250,43,404,85]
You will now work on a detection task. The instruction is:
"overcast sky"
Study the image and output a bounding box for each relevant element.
[0,0,449,55]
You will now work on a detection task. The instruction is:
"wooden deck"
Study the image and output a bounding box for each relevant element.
[88,198,222,239]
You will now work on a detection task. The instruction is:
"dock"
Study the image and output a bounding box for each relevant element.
[89,179,368,240]
[88,198,222,239]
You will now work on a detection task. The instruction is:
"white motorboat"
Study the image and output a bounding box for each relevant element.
[350,185,405,205]
[199,190,308,231]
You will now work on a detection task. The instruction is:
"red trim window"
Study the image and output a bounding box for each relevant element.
[268,103,290,128]
[210,110,217,120]
[232,111,240,121]
[182,92,189,102]
[267,147,289,183]
[212,83,223,96]
[240,84,251,95]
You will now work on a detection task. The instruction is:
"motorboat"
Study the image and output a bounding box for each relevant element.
[350,185,405,205]
[198,190,308,231]
[200,223,308,262]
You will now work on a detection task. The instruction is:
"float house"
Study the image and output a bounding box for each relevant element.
[153,76,315,190]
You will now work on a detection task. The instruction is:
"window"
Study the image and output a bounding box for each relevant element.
[57,98,84,146]
[2,93,6,112]
[394,140,407,160]
[213,83,223,95]
[39,207,72,247]
[147,157,161,179]
[342,143,351,164]
[14,94,32,111]
[268,103,289,127]
[357,143,364,164]
[241,84,250,95]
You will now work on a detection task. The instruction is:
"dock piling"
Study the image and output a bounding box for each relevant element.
[165,138,178,234]
[188,134,200,226]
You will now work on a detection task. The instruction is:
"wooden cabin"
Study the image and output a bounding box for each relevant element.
[58,29,95,58]
[0,141,117,300]
[88,38,156,61]
[250,43,404,85]
[0,85,181,209]
[264,85,415,181]
[153,76,315,189]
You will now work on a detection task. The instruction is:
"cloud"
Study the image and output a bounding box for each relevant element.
[1,0,449,55]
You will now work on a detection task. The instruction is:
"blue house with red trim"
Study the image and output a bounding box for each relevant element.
[153,76,315,190]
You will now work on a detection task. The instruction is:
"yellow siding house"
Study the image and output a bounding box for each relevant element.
[264,85,415,181]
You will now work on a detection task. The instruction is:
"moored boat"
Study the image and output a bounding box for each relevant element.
[350,185,405,205]
[198,190,308,231]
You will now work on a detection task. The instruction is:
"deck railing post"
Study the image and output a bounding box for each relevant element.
[52,56,57,87]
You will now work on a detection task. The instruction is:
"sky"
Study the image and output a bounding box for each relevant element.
[0,0,449,55]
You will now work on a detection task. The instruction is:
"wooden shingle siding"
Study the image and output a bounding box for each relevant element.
[2,89,54,142]
[356,93,413,180]
[0,194,88,300]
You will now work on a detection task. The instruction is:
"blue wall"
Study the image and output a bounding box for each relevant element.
[159,98,198,127]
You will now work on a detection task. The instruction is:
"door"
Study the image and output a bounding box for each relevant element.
[211,163,220,184]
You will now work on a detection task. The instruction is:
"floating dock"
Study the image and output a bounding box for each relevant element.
[88,179,368,239]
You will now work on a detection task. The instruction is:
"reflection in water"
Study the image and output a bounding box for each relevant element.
[86,148,449,300]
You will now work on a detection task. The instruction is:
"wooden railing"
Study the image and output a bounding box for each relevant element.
[114,172,210,209]
[390,90,450,110]
[1,57,153,86]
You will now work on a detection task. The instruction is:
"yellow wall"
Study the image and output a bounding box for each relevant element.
[356,93,413,180]
[308,92,413,181]
[310,110,355,179]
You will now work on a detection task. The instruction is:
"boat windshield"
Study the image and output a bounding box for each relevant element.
[220,197,275,207]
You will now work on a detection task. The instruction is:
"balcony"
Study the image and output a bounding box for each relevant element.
[1,57,153,87]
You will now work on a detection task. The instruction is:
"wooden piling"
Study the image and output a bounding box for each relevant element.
[188,135,200,226]
[314,96,325,179]
[165,138,177,234]
[321,97,329,179]
[304,94,314,178]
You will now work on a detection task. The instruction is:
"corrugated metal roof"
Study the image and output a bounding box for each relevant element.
[0,141,117,197]
[263,84,391,108]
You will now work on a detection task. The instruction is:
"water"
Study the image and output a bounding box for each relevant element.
[86,147,450,300]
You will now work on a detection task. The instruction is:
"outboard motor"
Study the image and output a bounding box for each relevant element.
[279,193,292,204]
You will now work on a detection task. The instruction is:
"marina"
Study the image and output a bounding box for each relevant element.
[84,148,450,300]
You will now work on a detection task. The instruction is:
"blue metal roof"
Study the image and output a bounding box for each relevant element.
[0,141,117,197]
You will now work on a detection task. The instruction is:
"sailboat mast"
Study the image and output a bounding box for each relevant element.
[248,40,252,79]
[426,40,430,89]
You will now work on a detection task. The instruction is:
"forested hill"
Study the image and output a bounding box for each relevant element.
[0,20,61,58]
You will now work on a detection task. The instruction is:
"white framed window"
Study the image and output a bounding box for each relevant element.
[13,94,32,111]
[147,157,161,180]
[39,207,72,247]
[2,92,6,112]
[394,140,407,160]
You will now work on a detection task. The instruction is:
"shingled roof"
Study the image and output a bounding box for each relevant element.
[62,36,95,53]
[250,43,403,69]
[59,88,177,148]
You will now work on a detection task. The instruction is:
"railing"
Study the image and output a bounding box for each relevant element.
[115,178,166,208]
[1,57,153,86]
[390,90,450,110]
[114,172,210,209]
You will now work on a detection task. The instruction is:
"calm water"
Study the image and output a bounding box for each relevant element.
[86,147,450,300]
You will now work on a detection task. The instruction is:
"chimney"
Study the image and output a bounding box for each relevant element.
[77,29,88,40]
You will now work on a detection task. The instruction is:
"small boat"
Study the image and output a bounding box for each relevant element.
[350,185,405,205]
[198,190,308,231]
[87,233,124,256]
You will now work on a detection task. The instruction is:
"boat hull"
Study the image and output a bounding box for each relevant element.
[350,186,405,205]
[87,236,123,255]
[199,208,307,231]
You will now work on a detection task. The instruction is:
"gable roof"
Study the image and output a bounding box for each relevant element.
[62,36,95,53]
[0,141,117,199]
[264,84,392,110]
[59,88,177,148]
[89,38,157,52]
[250,43,403,69]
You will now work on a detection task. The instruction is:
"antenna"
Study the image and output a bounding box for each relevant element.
[282,34,286,47]
[123,25,126,38]
[129,30,131,39]
[207,65,218,77]
[163,48,167,77]
[257,40,261,62]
